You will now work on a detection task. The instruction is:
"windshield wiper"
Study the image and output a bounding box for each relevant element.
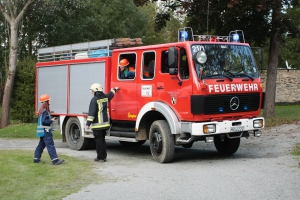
[224,69,254,81]
[237,73,254,81]
[204,74,233,81]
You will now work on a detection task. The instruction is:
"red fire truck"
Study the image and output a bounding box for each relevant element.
[35,27,264,163]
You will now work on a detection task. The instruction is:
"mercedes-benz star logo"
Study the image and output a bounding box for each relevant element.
[230,96,239,110]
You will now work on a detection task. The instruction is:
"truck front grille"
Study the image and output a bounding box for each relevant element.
[203,93,260,114]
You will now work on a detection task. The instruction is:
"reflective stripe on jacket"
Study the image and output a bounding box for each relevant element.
[86,90,115,130]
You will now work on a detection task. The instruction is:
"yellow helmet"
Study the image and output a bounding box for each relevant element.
[90,83,103,92]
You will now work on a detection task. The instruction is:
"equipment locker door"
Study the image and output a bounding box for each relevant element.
[69,62,106,115]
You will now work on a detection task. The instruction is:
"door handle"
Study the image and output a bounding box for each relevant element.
[157,86,164,89]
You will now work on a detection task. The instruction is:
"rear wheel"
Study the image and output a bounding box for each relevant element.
[214,135,240,155]
[149,120,175,163]
[65,117,90,150]
[119,141,146,147]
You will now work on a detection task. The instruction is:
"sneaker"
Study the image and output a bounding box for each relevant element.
[34,160,45,164]
[53,159,65,165]
[94,158,106,162]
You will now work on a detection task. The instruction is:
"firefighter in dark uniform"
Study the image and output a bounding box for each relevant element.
[86,83,119,162]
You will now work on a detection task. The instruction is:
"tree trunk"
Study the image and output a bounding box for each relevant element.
[1,22,18,128]
[263,0,282,118]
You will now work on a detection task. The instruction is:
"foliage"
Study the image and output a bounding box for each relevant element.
[0,0,37,127]
[10,58,36,123]
[0,150,99,200]
[138,0,300,70]
[21,0,149,51]
[279,3,300,70]
[139,2,184,45]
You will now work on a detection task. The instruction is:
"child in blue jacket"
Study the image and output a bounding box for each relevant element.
[34,94,64,165]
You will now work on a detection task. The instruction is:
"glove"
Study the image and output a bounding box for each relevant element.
[112,87,119,92]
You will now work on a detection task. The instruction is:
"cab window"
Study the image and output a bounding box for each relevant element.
[161,50,169,73]
[179,48,189,79]
[142,51,155,79]
[118,53,136,79]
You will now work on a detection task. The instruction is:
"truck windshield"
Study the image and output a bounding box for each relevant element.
[191,44,259,79]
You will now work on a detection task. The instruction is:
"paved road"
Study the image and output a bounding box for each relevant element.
[1,123,300,200]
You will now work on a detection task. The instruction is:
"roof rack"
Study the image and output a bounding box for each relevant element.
[37,38,142,62]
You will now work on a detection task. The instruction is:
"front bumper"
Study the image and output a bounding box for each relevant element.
[180,117,264,136]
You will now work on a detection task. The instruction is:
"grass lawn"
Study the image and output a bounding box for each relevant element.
[0,123,61,139]
[0,123,99,199]
[262,104,300,127]
[0,150,100,200]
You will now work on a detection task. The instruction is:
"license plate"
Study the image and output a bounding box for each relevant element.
[230,126,244,132]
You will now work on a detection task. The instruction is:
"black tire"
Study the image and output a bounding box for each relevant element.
[182,141,194,149]
[214,135,240,155]
[119,140,146,147]
[149,120,175,163]
[65,117,90,150]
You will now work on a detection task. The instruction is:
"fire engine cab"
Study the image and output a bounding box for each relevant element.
[35,27,264,163]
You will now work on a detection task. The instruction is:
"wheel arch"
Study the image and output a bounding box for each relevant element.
[136,101,180,135]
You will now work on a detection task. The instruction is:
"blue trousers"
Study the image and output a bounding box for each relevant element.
[34,130,58,163]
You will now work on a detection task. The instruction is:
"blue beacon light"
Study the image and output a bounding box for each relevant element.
[179,31,189,41]
[232,33,240,42]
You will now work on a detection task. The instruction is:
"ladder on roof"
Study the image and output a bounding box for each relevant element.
[37,38,142,62]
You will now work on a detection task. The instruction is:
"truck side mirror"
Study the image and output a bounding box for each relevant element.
[168,47,178,68]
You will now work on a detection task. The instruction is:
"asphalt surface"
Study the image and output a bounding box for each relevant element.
[1,123,300,200]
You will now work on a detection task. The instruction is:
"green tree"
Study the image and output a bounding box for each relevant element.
[139,2,184,45]
[0,0,36,128]
[279,1,300,70]
[11,58,36,123]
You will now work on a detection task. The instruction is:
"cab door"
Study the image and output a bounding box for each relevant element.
[156,47,194,121]
[110,52,138,121]
[137,51,157,111]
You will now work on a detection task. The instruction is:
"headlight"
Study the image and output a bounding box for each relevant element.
[253,119,264,128]
[194,51,207,64]
[203,124,216,134]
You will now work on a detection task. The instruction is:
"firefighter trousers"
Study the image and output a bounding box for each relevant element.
[93,129,107,160]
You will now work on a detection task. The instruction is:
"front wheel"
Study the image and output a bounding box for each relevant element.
[214,135,240,155]
[149,120,175,163]
[65,117,90,150]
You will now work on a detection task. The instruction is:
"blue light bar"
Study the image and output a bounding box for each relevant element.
[244,105,248,110]
[219,107,224,112]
